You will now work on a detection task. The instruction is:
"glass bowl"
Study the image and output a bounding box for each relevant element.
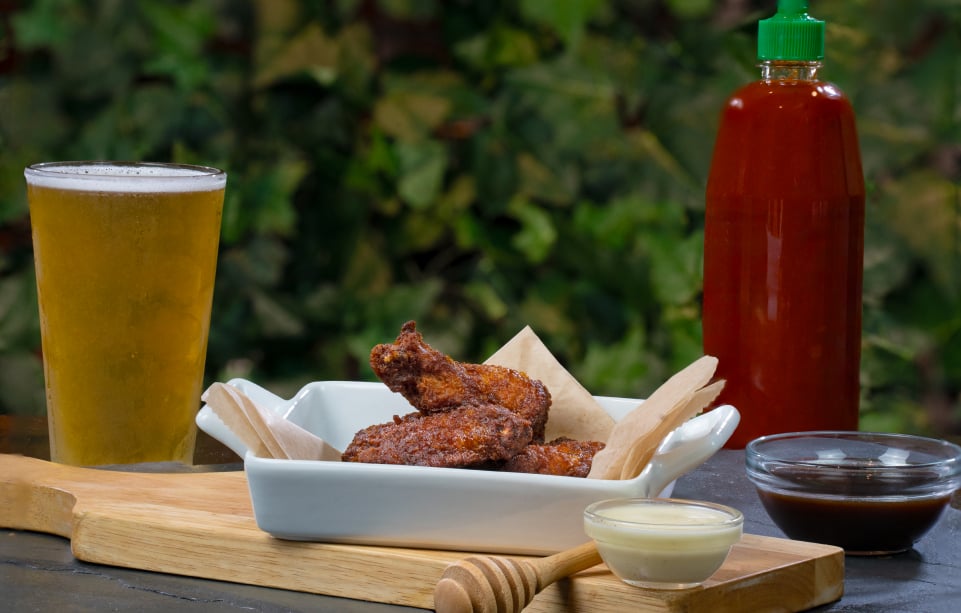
[746,431,961,555]
[583,498,743,589]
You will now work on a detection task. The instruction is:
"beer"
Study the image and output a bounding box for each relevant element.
[26,162,225,465]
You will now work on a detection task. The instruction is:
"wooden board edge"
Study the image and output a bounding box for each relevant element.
[70,507,446,609]
[0,467,77,537]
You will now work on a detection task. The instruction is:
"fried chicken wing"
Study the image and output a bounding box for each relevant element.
[352,321,607,474]
[342,403,533,468]
[369,321,551,441]
[461,363,550,443]
[500,437,606,477]
[369,321,475,413]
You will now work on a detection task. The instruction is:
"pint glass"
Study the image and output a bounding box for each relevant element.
[25,162,226,466]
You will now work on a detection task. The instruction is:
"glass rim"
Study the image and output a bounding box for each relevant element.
[26,160,225,177]
[584,497,744,530]
[746,431,961,471]
[25,161,226,193]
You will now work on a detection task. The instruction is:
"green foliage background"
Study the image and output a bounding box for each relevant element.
[1,0,959,441]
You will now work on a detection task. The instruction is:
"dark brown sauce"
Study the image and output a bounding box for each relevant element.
[756,488,951,554]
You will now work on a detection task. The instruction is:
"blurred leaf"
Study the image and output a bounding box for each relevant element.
[374,90,452,141]
[249,288,306,338]
[507,58,617,120]
[882,170,960,298]
[335,23,377,103]
[10,0,74,48]
[471,131,518,214]
[572,195,640,250]
[578,323,650,397]
[862,215,912,307]
[75,85,185,159]
[0,155,33,224]
[254,0,302,38]
[340,238,392,297]
[232,157,309,238]
[666,0,714,20]
[0,271,39,352]
[396,140,448,209]
[519,0,603,50]
[225,237,289,287]
[255,23,339,88]
[662,305,703,372]
[859,397,927,434]
[943,328,961,387]
[377,0,439,20]
[626,128,696,189]
[464,280,509,320]
[0,82,70,152]
[886,280,960,343]
[140,0,216,90]
[516,152,576,205]
[508,196,557,263]
[0,353,46,415]
[455,25,539,71]
[647,230,703,307]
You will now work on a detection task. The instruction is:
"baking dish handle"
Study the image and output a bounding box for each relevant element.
[629,404,740,498]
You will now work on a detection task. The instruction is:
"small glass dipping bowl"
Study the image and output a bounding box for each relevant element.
[746,431,961,555]
[583,498,743,589]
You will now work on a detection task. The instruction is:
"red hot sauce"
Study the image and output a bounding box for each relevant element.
[702,2,865,448]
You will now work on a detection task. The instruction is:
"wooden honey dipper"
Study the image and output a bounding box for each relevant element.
[433,540,602,613]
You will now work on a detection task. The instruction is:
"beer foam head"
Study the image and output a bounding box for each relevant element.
[25,162,226,193]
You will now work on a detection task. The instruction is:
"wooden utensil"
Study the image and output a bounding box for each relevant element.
[434,540,602,613]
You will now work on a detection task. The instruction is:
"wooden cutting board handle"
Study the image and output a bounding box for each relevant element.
[0,454,253,537]
[0,453,456,610]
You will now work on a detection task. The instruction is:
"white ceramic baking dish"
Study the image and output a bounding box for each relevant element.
[197,379,738,555]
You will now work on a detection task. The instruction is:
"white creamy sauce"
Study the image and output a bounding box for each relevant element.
[584,501,742,587]
[599,503,731,525]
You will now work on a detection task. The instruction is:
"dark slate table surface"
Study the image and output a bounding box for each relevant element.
[2,449,959,612]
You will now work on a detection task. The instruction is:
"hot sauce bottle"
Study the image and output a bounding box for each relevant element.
[702,0,865,448]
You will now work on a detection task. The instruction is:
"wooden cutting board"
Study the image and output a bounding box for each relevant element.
[0,454,843,611]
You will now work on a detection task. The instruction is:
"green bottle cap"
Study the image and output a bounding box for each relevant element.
[757,0,825,61]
